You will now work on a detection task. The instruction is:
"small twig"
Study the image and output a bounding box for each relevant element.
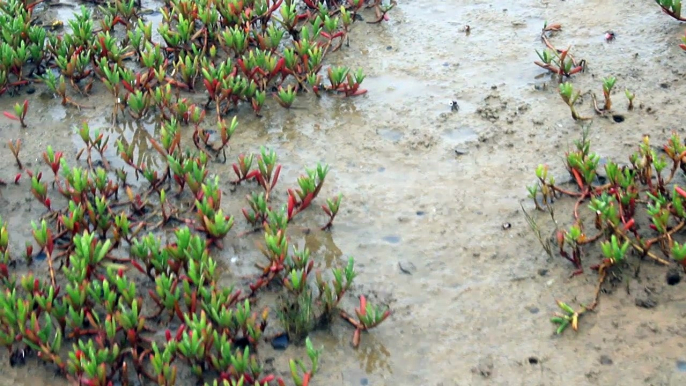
[609,222,670,265]
[591,93,605,115]
[46,250,57,288]
[586,269,607,311]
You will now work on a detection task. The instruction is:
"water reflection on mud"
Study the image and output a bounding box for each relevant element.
[108,117,160,170]
[302,229,344,269]
[354,336,392,375]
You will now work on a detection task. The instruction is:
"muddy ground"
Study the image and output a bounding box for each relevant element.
[3,0,686,385]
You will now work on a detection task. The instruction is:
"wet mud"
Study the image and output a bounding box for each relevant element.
[4,0,686,385]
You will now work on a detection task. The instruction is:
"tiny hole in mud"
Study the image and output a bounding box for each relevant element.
[612,114,625,123]
[528,357,539,365]
[666,269,681,286]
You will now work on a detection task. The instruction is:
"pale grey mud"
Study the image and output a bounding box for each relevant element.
[3,0,686,385]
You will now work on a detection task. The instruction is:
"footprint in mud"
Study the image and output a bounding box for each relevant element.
[472,355,494,378]
[476,91,529,124]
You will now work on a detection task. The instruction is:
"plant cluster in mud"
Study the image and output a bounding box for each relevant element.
[525,128,686,334]
[523,6,686,335]
[533,22,637,122]
[542,3,686,124]
[0,112,391,385]
[534,22,585,82]
[0,0,396,121]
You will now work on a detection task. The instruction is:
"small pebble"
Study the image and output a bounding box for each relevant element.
[600,355,613,365]
[398,261,416,275]
[271,333,289,350]
[382,235,401,244]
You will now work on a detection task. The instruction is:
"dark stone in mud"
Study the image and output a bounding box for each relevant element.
[382,235,401,244]
[416,210,425,216]
[526,306,539,314]
[666,268,681,286]
[35,250,47,261]
[612,114,625,123]
[528,357,539,365]
[599,355,613,365]
[537,269,548,276]
[635,295,657,309]
[25,87,35,95]
[677,360,686,372]
[9,348,26,367]
[360,378,369,385]
[271,333,289,350]
[398,261,416,275]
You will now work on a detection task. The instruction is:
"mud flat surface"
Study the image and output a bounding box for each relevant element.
[3,0,686,385]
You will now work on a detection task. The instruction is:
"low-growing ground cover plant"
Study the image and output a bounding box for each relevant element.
[0,0,395,384]
[523,9,686,334]
[0,114,392,385]
[525,127,686,334]
[534,22,586,82]
[0,0,393,122]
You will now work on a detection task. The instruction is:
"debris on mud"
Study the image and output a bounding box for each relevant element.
[398,261,416,275]
[472,355,494,378]
[634,295,658,309]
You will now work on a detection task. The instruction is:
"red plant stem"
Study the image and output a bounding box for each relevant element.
[320,213,337,230]
[45,249,57,288]
[573,188,591,220]
[645,220,686,246]
[550,185,583,197]
[659,5,686,21]
[339,310,361,329]
[607,222,669,265]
